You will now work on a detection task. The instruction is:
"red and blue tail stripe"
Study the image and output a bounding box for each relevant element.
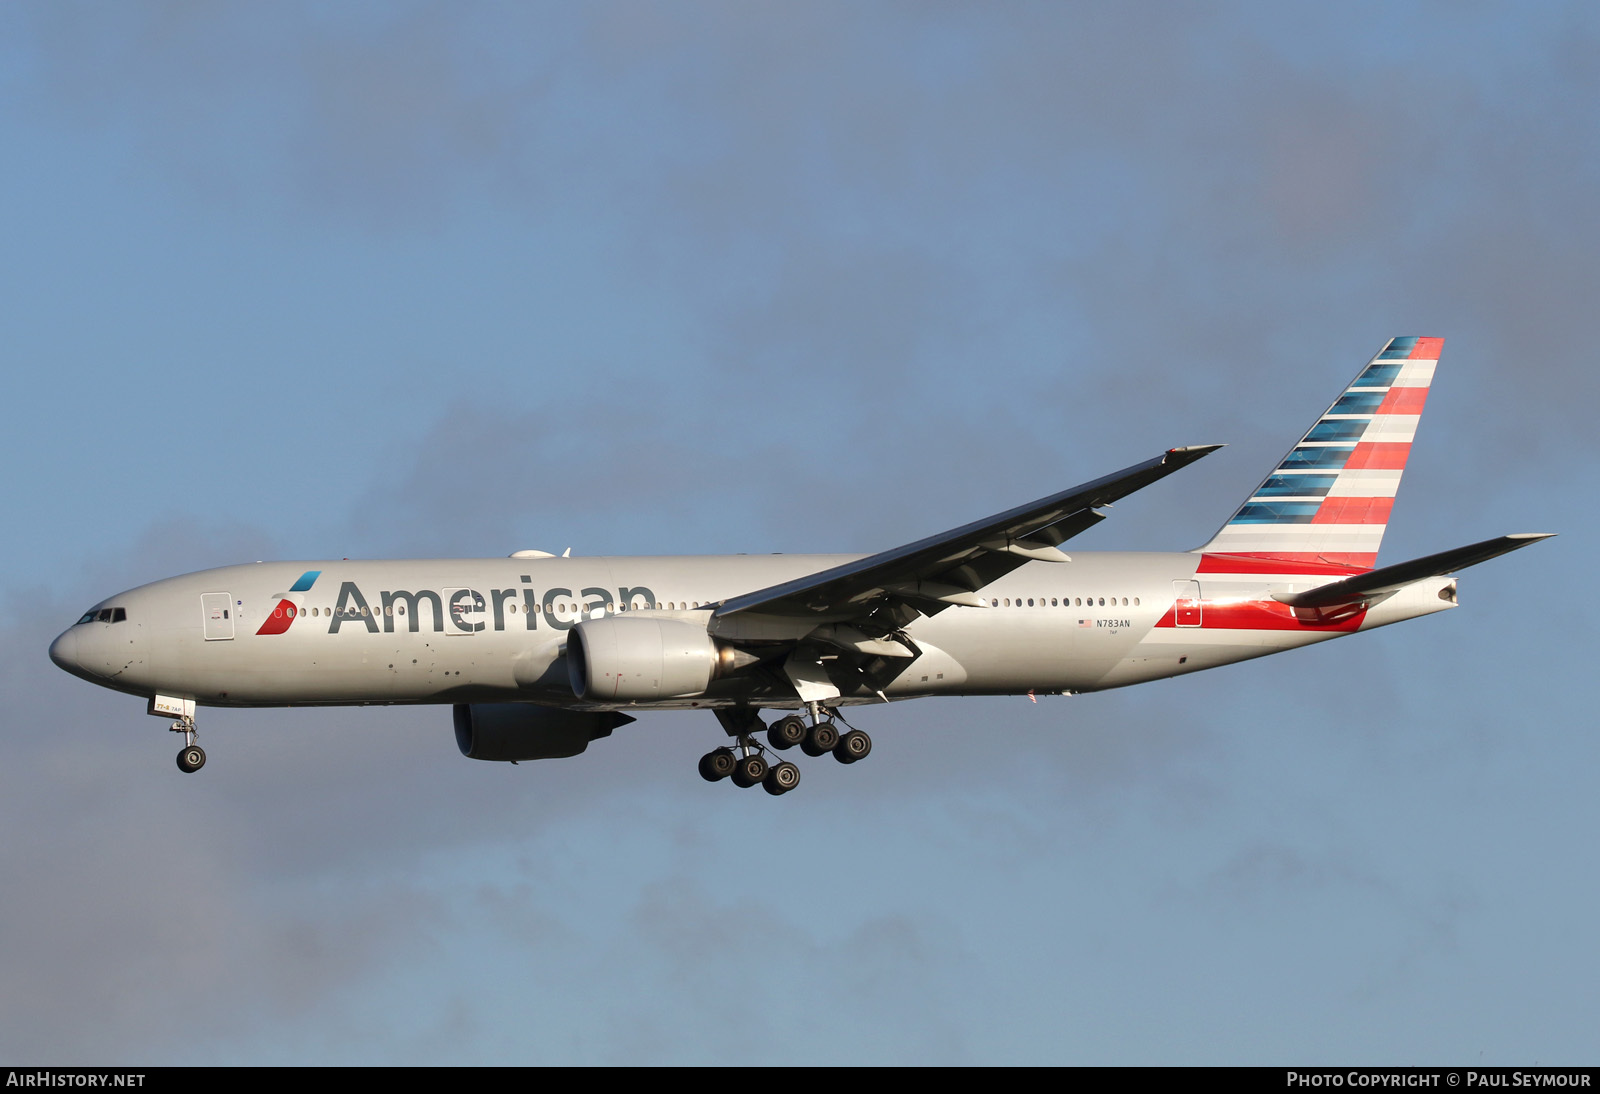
[1197,337,1440,572]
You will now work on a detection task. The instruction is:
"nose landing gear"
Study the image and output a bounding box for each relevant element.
[169,715,206,773]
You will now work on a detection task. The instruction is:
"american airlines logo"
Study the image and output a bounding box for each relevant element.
[258,575,663,637]
[255,571,322,636]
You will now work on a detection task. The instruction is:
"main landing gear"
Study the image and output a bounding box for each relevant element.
[699,704,871,796]
[170,715,206,773]
[697,741,800,797]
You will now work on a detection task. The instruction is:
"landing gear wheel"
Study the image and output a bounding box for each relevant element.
[801,722,840,757]
[699,747,736,782]
[763,760,801,796]
[833,729,872,764]
[731,754,769,789]
[176,745,207,773]
[766,715,808,751]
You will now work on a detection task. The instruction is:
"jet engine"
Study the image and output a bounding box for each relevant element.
[453,703,634,762]
[567,615,729,701]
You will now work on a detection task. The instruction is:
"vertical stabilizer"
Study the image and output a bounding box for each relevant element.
[1196,336,1442,570]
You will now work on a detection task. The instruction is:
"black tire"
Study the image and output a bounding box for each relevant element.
[731,754,768,788]
[176,745,206,773]
[801,722,839,757]
[834,729,872,764]
[763,761,801,795]
[700,747,736,782]
[766,715,808,751]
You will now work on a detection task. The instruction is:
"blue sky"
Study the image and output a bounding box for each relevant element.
[1,2,1594,1064]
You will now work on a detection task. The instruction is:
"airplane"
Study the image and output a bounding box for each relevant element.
[49,337,1551,795]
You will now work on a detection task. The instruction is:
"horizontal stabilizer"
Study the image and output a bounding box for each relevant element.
[1275,533,1555,609]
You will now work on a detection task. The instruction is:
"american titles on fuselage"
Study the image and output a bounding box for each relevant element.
[323,580,663,634]
[270,580,1147,635]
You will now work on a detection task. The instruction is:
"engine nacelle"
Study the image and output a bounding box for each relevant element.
[453,703,634,762]
[567,615,721,701]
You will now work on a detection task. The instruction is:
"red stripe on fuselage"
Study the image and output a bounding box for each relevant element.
[1153,600,1367,632]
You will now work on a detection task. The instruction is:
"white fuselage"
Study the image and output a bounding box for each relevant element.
[48,552,1456,712]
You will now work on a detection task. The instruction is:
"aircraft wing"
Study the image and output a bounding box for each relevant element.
[1275,532,1556,609]
[714,445,1222,627]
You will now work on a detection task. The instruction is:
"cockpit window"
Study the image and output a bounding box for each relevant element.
[76,607,127,624]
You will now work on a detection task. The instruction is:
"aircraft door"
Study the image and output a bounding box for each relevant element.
[1172,580,1202,627]
[201,592,235,640]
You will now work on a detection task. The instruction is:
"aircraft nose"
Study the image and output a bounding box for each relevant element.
[49,627,92,680]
